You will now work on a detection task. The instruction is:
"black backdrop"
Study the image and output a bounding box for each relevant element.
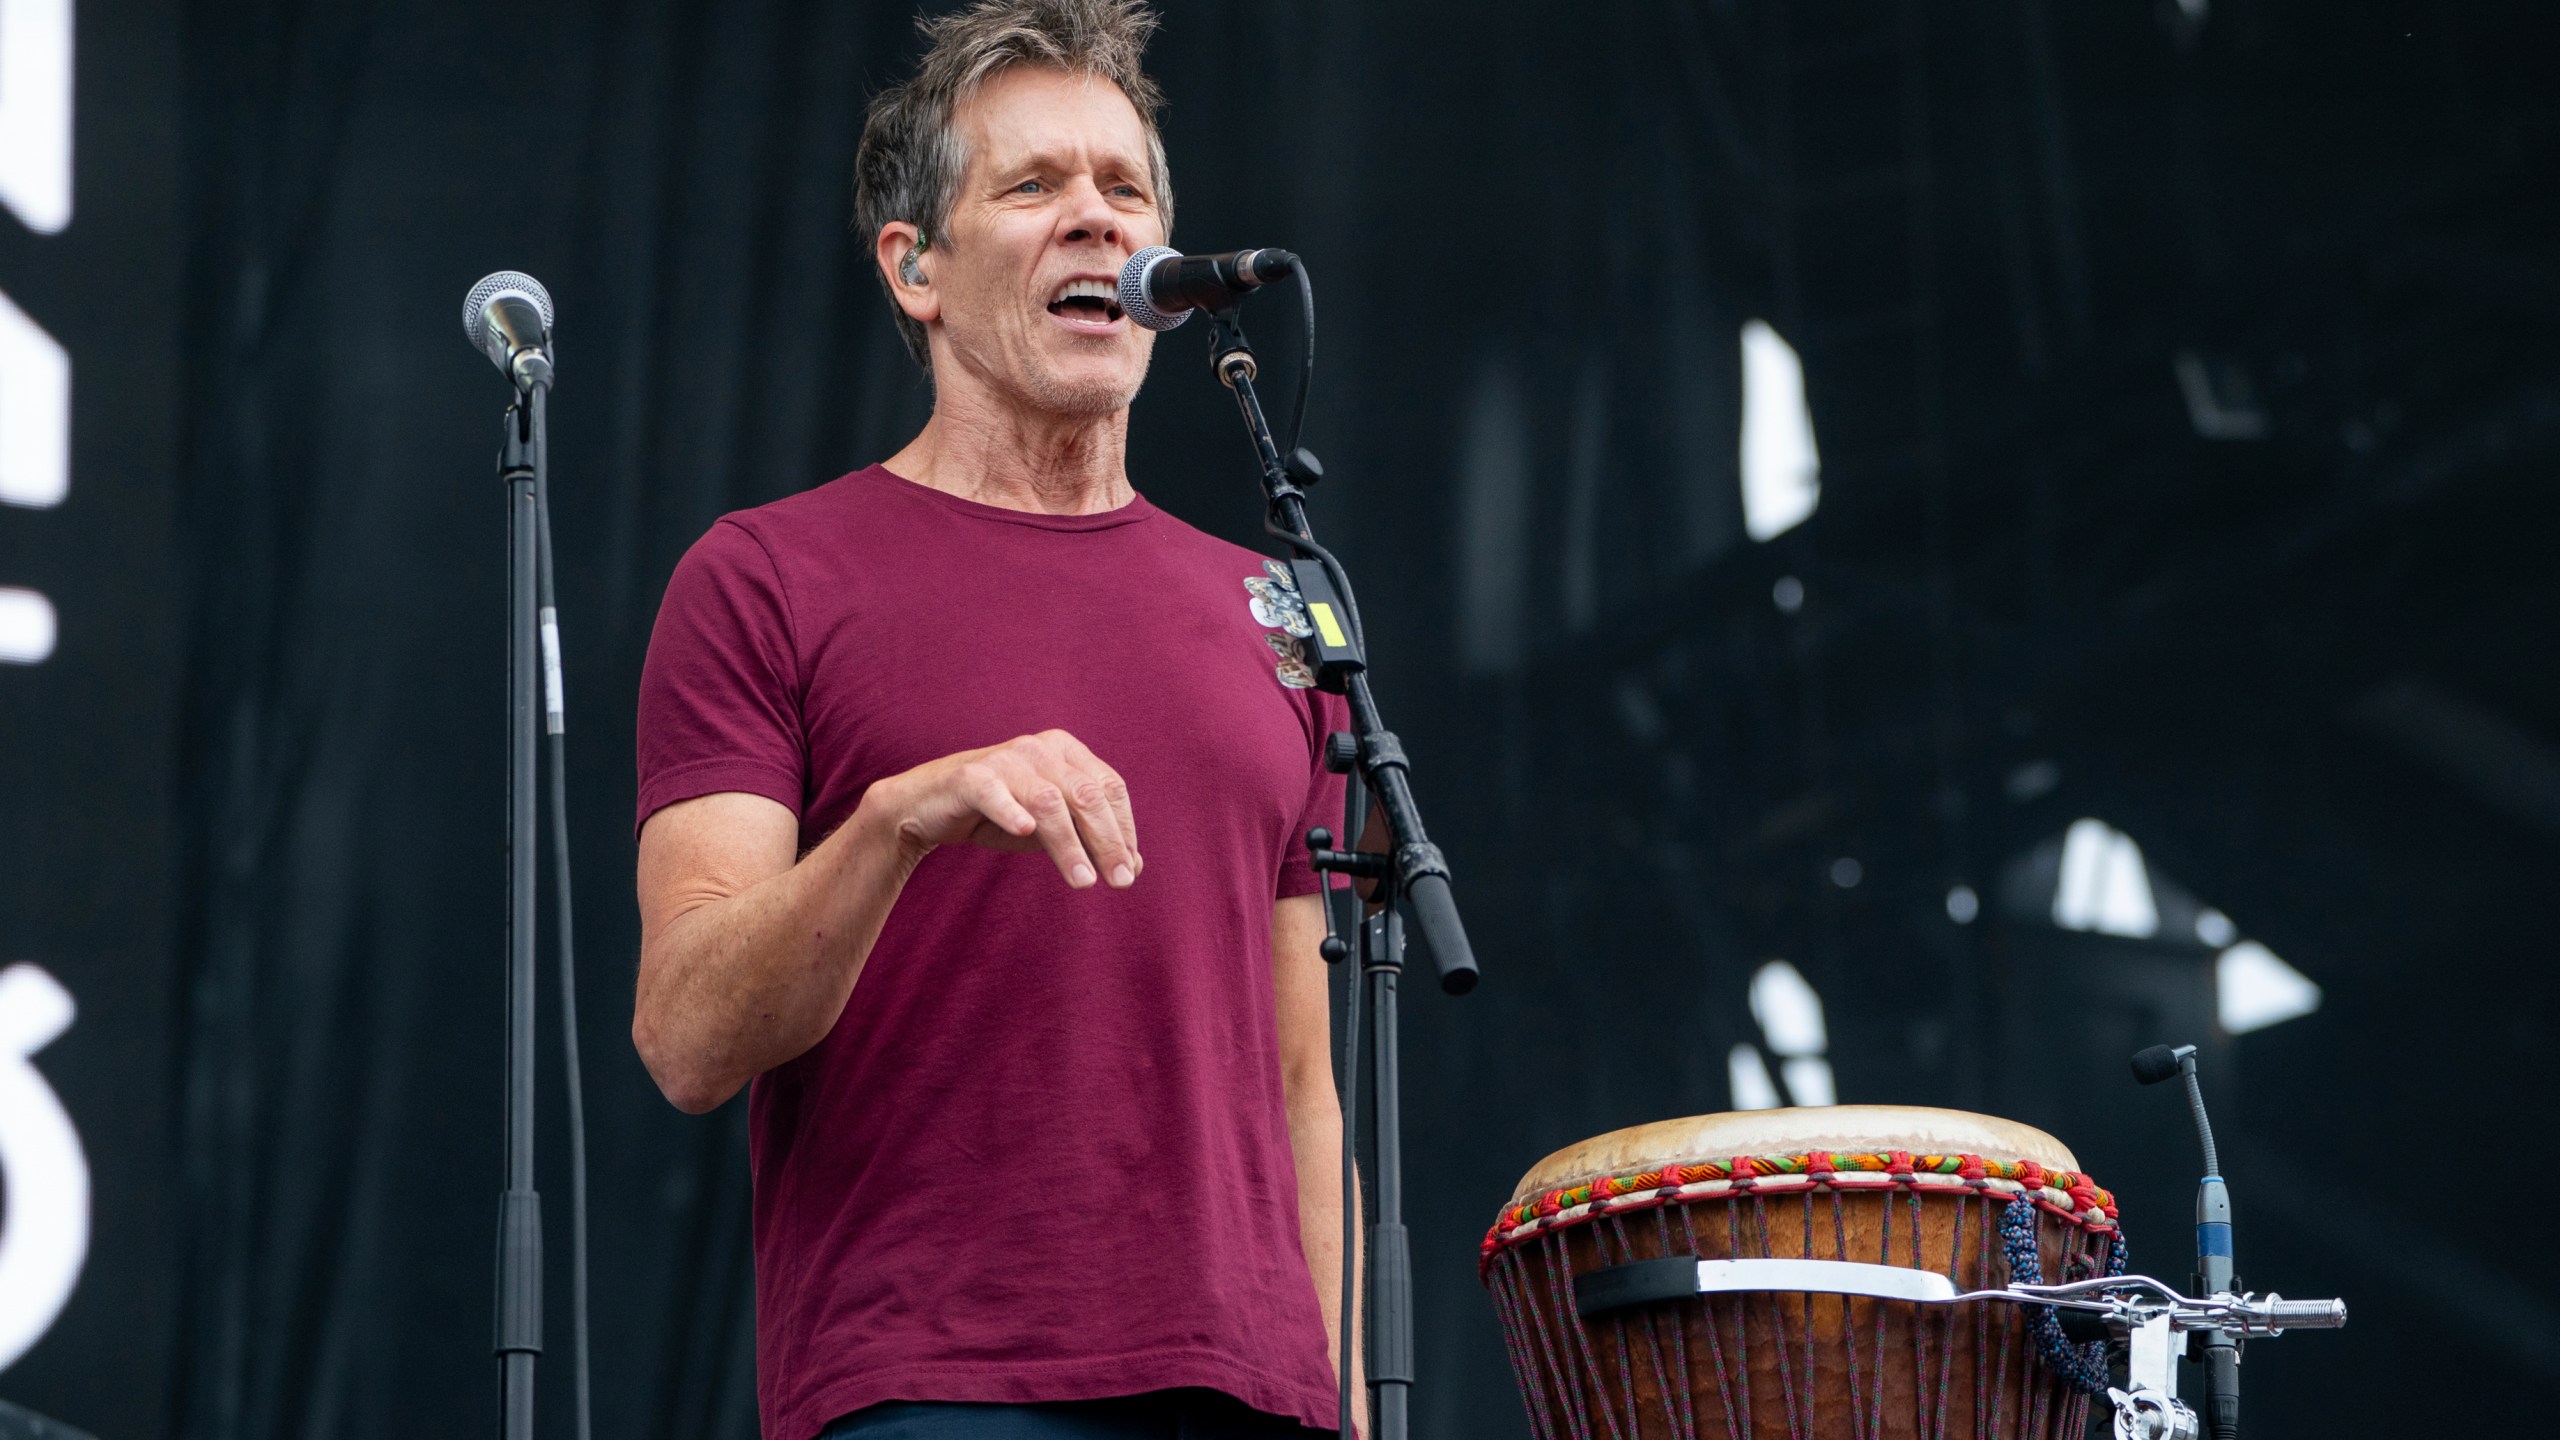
[1,1,2553,1436]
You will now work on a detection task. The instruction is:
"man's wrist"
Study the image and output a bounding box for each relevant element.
[850,775,935,878]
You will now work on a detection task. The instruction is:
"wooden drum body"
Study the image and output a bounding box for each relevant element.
[1480,1107,2124,1440]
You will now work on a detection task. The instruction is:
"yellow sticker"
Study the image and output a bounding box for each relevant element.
[1309,602,1348,649]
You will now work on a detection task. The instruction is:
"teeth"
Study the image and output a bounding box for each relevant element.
[1050,278,1116,305]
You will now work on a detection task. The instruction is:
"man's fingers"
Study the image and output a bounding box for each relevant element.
[1090,768,1141,881]
[956,734,1138,891]
[962,762,1039,839]
[1021,778,1098,887]
[1062,770,1137,888]
[1047,735,1140,885]
[1100,768,1139,877]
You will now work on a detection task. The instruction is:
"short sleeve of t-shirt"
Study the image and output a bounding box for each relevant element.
[1275,700,1348,900]
[635,519,807,834]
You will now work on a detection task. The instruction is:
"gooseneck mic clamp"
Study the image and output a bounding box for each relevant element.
[1182,253,1477,1440]
[2134,1043,2238,1440]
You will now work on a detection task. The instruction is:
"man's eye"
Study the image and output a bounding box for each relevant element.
[1111,185,1141,199]
[1016,179,1044,194]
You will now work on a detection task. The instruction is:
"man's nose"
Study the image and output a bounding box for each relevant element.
[1058,176,1123,249]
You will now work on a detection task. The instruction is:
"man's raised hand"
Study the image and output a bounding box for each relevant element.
[867,730,1142,889]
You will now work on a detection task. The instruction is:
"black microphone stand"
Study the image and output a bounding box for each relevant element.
[1195,299,1477,1440]
[494,384,549,1440]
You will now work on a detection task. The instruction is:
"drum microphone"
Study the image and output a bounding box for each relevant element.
[2135,1042,2240,1440]
[463,271,557,390]
[2131,1043,2231,1290]
[2128,1043,2184,1086]
[1116,246,1298,332]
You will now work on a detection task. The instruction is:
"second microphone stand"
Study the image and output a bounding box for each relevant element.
[491,381,593,1440]
[495,386,548,1440]
[1195,300,1476,1440]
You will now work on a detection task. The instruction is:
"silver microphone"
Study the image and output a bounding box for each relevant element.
[462,271,556,390]
[1116,246,1297,332]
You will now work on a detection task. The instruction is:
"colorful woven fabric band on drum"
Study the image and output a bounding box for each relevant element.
[1482,1149,2118,1265]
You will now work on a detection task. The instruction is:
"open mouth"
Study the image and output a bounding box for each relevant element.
[1047,277,1125,326]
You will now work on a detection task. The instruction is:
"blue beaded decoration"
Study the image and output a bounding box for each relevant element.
[2001,1195,2124,1395]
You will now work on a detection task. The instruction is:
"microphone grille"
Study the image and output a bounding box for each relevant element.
[1117,246,1188,333]
[462,270,556,346]
[2129,1044,2184,1085]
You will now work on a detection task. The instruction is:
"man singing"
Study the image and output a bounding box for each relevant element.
[632,3,1352,1437]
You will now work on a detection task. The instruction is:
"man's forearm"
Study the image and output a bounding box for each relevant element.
[637,732,1146,1113]
[1287,1060,1365,1419]
[633,798,919,1111]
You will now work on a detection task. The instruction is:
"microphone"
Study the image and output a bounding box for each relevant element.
[1117,246,1298,332]
[2129,1043,2185,1086]
[462,271,557,390]
[2133,1043,2231,1287]
[2135,1041,2239,1440]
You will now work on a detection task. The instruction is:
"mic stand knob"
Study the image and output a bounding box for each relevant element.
[2108,1311,2200,1440]
[2108,1388,2201,1440]
[1325,731,1360,774]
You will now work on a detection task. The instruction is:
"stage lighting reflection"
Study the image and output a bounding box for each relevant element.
[2053,817,2160,939]
[1780,1057,1836,1106]
[2195,907,2238,947]
[1740,320,1820,541]
[1734,961,1839,1110]
[0,586,55,663]
[1727,1045,1780,1111]
[1750,960,1828,1055]
[2217,940,2321,1034]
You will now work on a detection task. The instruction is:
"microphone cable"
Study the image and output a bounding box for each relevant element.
[531,403,594,1440]
[1285,258,1315,461]
[1336,766,1369,1440]
[1261,262,1367,654]
[1280,254,1368,1437]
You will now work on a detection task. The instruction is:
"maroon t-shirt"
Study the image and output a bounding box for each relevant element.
[636,465,1348,1439]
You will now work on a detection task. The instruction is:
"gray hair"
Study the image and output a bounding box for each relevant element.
[855,0,1176,370]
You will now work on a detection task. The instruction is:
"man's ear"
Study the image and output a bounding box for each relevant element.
[876,221,936,324]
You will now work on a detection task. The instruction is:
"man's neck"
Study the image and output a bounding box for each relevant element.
[884,381,1136,517]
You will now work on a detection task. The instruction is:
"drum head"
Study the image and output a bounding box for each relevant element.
[1507,1105,2079,1208]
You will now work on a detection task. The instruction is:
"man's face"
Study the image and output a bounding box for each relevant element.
[930,66,1165,417]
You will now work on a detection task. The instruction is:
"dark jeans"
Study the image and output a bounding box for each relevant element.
[821,1388,1338,1440]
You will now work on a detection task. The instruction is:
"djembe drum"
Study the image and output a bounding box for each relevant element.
[1481,1106,2126,1440]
